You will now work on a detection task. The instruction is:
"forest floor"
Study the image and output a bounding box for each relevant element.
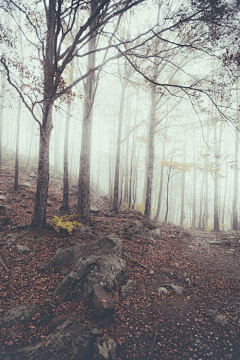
[1,150,240,360]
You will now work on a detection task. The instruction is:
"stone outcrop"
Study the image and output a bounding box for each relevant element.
[0,303,42,330]
[120,279,138,299]
[55,254,128,300]
[0,317,118,360]
[37,235,123,274]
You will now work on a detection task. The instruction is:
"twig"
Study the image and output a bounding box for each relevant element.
[150,331,157,352]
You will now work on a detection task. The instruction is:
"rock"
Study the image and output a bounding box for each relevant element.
[91,283,114,317]
[157,287,168,294]
[15,244,30,255]
[0,303,42,330]
[150,228,161,238]
[209,240,231,246]
[0,195,7,201]
[133,220,143,234]
[168,234,176,238]
[204,309,218,317]
[0,317,118,360]
[94,337,118,360]
[120,279,138,298]
[37,235,123,273]
[165,284,185,295]
[214,314,227,326]
[55,255,128,300]
[48,314,78,333]
[37,246,75,273]
[182,230,191,237]
[0,205,5,215]
[22,182,31,188]
[90,204,99,213]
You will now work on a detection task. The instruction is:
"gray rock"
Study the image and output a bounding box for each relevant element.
[0,318,118,360]
[37,235,123,273]
[165,284,184,295]
[0,303,42,330]
[37,246,75,273]
[22,182,31,188]
[157,287,168,294]
[120,279,138,299]
[204,309,218,317]
[55,255,128,300]
[150,228,161,239]
[0,195,7,201]
[94,337,118,360]
[15,244,31,255]
[90,204,99,213]
[214,314,227,326]
[91,283,114,317]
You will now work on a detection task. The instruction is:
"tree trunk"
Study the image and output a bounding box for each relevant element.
[14,97,21,191]
[31,104,53,227]
[191,130,196,228]
[112,65,128,212]
[180,132,186,227]
[165,166,172,222]
[0,75,6,169]
[203,127,210,228]
[213,122,220,231]
[232,126,239,230]
[31,1,56,227]
[61,102,70,211]
[77,2,97,222]
[155,118,167,221]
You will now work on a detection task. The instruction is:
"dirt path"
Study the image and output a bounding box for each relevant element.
[181,229,240,279]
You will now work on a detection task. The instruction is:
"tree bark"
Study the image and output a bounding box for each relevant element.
[112,64,128,212]
[77,0,97,222]
[213,121,220,231]
[61,102,70,211]
[31,104,53,227]
[180,132,186,227]
[232,126,239,230]
[155,118,167,221]
[191,130,196,228]
[0,75,6,169]
[14,97,21,191]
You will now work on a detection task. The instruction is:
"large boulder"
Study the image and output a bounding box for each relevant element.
[55,255,128,300]
[0,317,118,360]
[37,235,123,274]
[0,303,42,330]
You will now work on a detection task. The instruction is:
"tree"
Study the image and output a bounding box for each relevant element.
[0,0,144,226]
[112,62,131,212]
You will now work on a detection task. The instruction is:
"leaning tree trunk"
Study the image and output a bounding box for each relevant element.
[77,3,97,222]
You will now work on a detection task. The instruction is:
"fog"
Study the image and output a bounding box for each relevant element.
[0,0,239,229]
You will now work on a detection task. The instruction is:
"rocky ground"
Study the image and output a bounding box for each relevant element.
[0,149,240,359]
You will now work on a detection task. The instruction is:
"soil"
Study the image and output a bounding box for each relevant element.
[1,151,240,360]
